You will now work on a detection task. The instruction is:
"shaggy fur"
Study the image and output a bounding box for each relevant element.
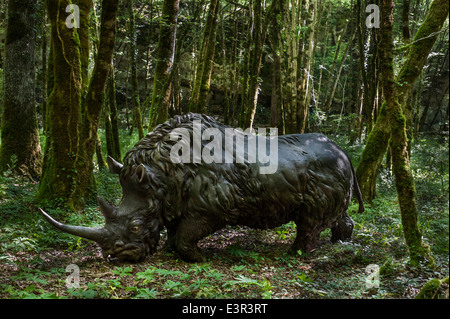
[117,113,364,262]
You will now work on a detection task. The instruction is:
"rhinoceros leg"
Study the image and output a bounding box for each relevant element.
[330,213,354,243]
[290,227,320,254]
[174,218,212,262]
[162,226,177,252]
[290,214,323,254]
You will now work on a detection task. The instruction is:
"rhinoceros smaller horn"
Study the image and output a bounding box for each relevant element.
[97,197,116,219]
[107,156,123,175]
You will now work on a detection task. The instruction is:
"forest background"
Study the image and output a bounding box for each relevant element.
[0,0,448,299]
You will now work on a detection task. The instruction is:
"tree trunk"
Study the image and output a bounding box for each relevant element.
[74,0,93,94]
[0,0,42,180]
[356,0,448,203]
[241,0,266,130]
[401,0,411,43]
[269,0,285,134]
[105,63,122,162]
[75,0,120,206]
[362,27,381,136]
[283,0,299,133]
[189,0,219,114]
[325,30,356,119]
[41,7,48,135]
[315,4,331,125]
[127,0,144,139]
[37,0,83,208]
[356,102,390,201]
[324,20,348,115]
[379,0,440,267]
[37,0,119,209]
[148,0,180,129]
[352,0,367,142]
[297,0,320,133]
[224,3,239,126]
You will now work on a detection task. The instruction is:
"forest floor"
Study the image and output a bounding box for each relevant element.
[0,133,448,299]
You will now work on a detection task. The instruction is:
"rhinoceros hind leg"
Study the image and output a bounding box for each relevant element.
[330,213,354,243]
[162,227,177,252]
[290,219,321,254]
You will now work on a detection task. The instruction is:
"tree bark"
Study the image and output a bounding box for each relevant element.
[297,0,320,133]
[324,20,348,115]
[325,29,356,118]
[74,0,93,94]
[356,0,448,203]
[241,0,267,130]
[37,0,83,208]
[41,7,48,135]
[105,63,122,162]
[148,0,180,129]
[75,0,120,206]
[37,0,119,209]
[189,0,220,114]
[379,0,440,267]
[283,0,299,133]
[401,0,411,43]
[0,0,42,180]
[269,0,285,134]
[126,0,144,139]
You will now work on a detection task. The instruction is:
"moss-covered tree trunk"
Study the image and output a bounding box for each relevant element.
[296,0,319,133]
[242,0,265,130]
[37,0,119,209]
[105,63,122,162]
[395,0,448,266]
[127,0,144,139]
[355,103,390,201]
[148,0,180,129]
[268,0,285,134]
[356,0,449,203]
[75,0,120,207]
[189,0,219,114]
[379,0,448,267]
[0,0,42,180]
[37,0,83,208]
[74,0,93,94]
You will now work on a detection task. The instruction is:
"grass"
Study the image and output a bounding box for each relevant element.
[0,132,448,299]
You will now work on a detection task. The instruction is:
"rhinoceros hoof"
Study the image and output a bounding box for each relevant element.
[177,247,207,263]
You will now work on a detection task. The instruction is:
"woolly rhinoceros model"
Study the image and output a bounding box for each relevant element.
[38,113,364,262]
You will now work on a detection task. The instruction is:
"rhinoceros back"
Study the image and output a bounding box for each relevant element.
[121,114,357,232]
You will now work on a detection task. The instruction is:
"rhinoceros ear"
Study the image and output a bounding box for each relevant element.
[136,164,150,185]
[107,156,123,175]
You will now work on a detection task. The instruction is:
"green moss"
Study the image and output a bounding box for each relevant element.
[397,0,449,91]
[416,277,449,299]
[355,103,390,201]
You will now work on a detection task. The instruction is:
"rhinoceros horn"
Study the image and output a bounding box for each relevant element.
[37,208,107,243]
[97,197,116,219]
[107,156,123,175]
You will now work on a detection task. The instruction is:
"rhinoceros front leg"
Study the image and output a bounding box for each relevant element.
[174,218,212,262]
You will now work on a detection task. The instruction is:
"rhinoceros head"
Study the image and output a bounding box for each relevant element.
[38,156,162,262]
